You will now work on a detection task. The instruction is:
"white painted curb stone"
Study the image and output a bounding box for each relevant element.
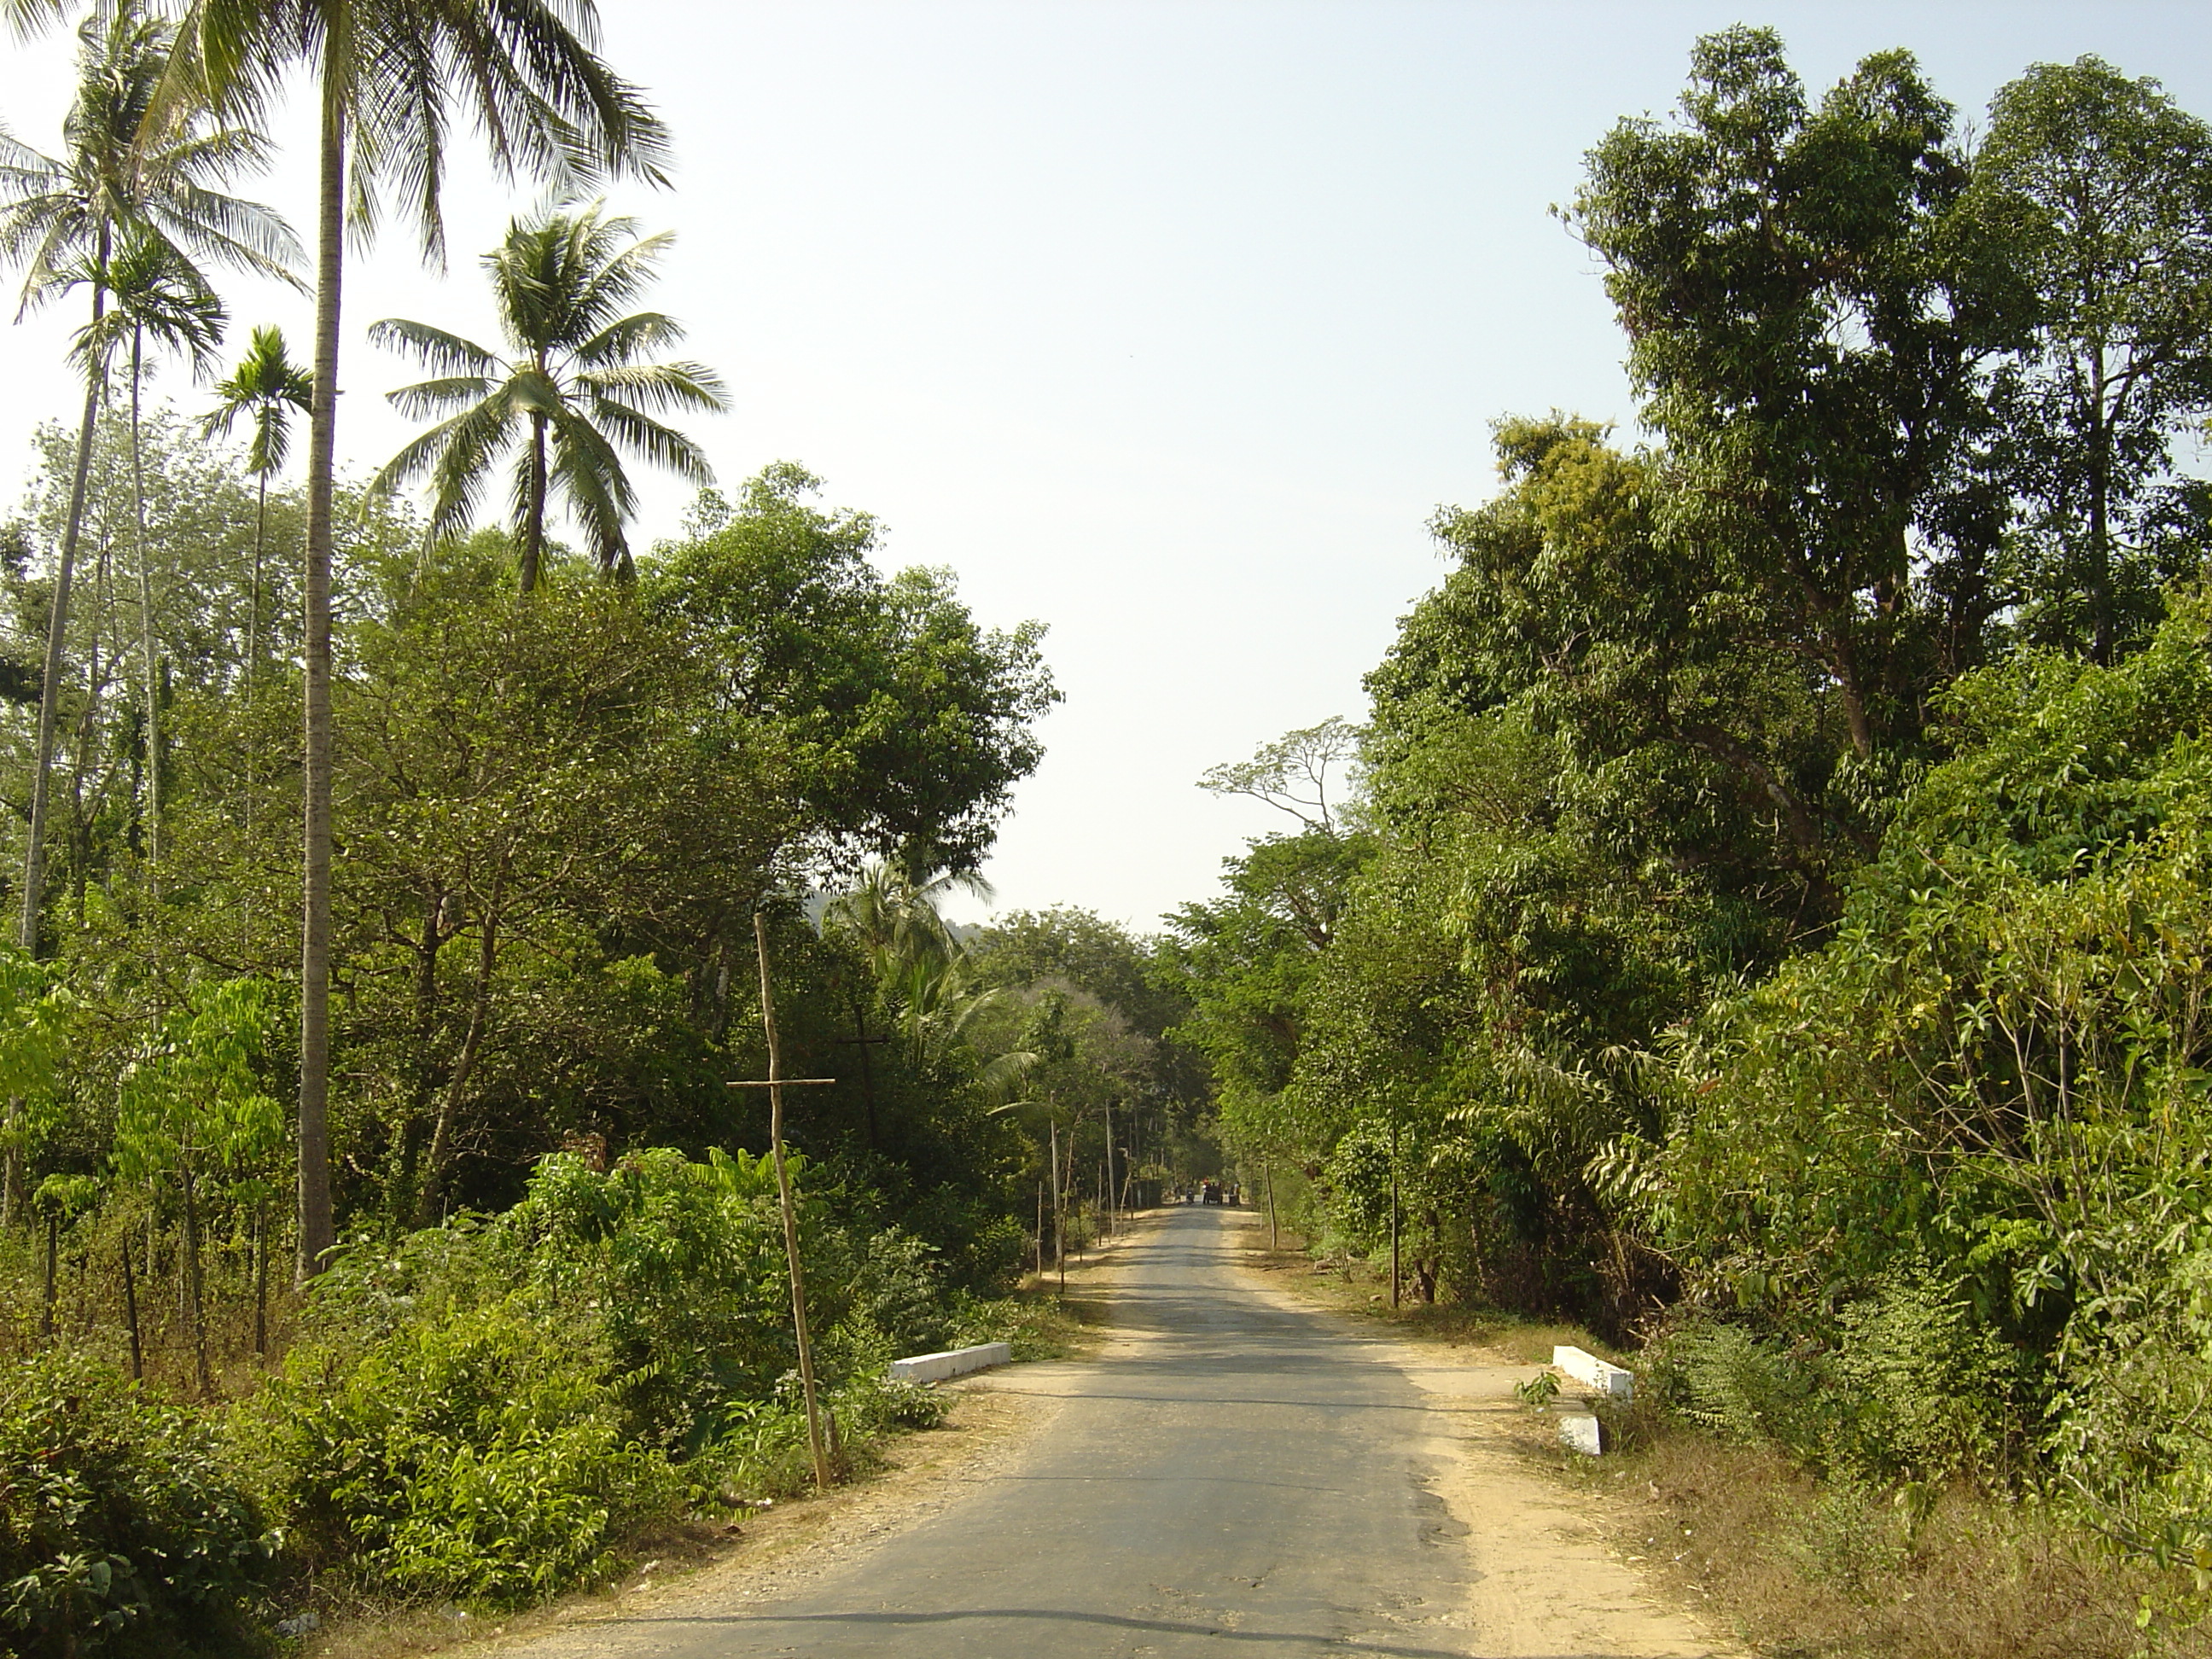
[888,1341,1012,1383]
[1552,1344,1634,1400]
[1558,1412,1603,1457]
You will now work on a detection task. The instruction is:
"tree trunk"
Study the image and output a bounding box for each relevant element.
[181,1165,211,1396]
[1051,1119,1064,1294]
[121,1231,143,1381]
[253,1207,268,1357]
[2088,346,2115,666]
[1103,1097,1115,1239]
[40,1210,57,1342]
[1388,1115,1400,1309]
[249,469,268,675]
[20,277,107,955]
[519,410,548,594]
[131,326,163,886]
[297,82,345,1281]
[417,887,498,1228]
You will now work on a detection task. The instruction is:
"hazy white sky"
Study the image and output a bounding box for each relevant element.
[3,2,2210,931]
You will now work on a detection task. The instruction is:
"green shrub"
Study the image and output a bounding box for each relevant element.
[0,1352,273,1658]
[516,1148,846,1450]
[949,1291,1085,1361]
[1648,1320,1827,1460]
[1828,1272,2023,1483]
[254,1300,678,1606]
[845,1229,952,1357]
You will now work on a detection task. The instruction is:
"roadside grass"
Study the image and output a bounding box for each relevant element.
[1557,1416,2198,1659]
[1238,1220,2208,1657]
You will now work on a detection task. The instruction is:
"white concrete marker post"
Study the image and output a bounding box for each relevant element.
[1558,1413,1604,1457]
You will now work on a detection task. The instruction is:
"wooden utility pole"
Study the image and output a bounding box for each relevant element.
[749,911,834,1493]
[830,1010,889,1149]
[1050,1118,1065,1295]
[1388,1115,1400,1309]
[1103,1097,1115,1239]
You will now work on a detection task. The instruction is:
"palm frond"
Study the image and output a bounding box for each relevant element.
[546,403,636,571]
[579,359,729,414]
[386,374,499,421]
[587,396,715,484]
[570,308,685,367]
[367,317,503,376]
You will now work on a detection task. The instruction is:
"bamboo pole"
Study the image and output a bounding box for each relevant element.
[752,910,833,1493]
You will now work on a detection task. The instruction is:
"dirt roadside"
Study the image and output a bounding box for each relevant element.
[1225,1208,1739,1659]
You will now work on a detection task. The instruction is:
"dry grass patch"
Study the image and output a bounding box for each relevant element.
[1553,1413,2205,1658]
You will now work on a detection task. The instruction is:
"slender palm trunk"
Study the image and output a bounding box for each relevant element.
[130,325,163,885]
[519,410,547,595]
[242,468,266,848]
[20,277,108,956]
[248,467,267,675]
[296,83,343,1281]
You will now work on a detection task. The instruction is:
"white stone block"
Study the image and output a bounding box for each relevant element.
[887,1341,1013,1383]
[1552,1344,1634,1400]
[1558,1412,1603,1456]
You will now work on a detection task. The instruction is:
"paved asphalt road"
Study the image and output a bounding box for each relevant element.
[617,1205,1494,1657]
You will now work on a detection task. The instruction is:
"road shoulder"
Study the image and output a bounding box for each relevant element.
[1223,1211,1737,1659]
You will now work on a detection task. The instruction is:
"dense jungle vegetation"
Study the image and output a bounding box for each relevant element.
[1167,25,2212,1631]
[9,0,2212,1651]
[0,3,1206,1652]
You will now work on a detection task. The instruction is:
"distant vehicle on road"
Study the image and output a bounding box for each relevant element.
[1201,1180,1222,1204]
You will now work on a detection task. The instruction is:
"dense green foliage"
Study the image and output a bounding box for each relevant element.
[1167,26,2212,1578]
[0,1352,272,1658]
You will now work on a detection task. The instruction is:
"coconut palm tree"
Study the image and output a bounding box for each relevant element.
[202,323,311,674]
[370,201,726,593]
[0,0,296,956]
[157,0,669,1276]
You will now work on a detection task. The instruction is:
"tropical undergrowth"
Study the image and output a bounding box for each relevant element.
[0,1146,1046,1658]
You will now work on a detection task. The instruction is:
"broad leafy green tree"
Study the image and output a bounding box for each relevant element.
[1971,57,2212,663]
[1574,26,2017,764]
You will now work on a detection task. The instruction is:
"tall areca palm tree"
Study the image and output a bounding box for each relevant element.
[0,0,296,957]
[370,201,725,593]
[157,0,669,1277]
[78,234,229,880]
[203,324,311,674]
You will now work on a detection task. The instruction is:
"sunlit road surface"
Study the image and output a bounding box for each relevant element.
[611,1204,1493,1656]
